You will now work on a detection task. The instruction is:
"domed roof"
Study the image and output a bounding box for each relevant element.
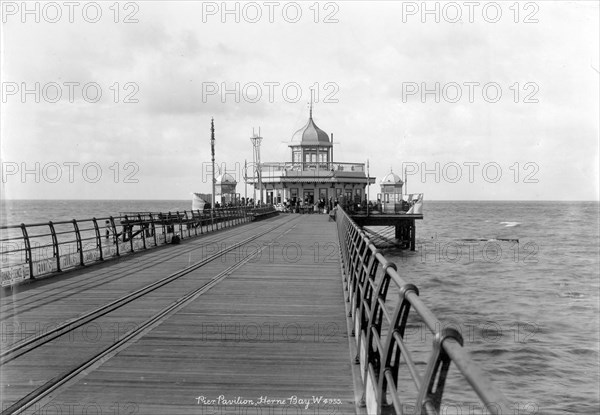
[215,173,237,184]
[291,113,331,146]
[381,171,403,185]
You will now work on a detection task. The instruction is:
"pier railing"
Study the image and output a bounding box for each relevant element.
[0,206,275,287]
[336,207,510,415]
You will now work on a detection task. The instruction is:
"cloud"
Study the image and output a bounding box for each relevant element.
[2,1,598,200]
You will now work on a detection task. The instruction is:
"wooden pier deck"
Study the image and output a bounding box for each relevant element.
[0,214,360,415]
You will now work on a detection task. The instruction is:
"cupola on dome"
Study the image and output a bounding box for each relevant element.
[291,107,331,146]
[215,173,237,184]
[381,171,403,185]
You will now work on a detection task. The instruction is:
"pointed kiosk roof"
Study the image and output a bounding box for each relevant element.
[290,104,332,147]
[381,169,404,185]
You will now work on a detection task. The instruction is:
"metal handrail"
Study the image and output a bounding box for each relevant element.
[1,206,275,287]
[335,206,511,415]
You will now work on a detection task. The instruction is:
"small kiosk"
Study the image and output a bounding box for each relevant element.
[379,170,404,213]
[215,173,238,206]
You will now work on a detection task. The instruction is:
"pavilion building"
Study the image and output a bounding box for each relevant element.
[249,108,375,206]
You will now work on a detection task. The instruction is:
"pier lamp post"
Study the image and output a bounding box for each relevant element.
[366,159,370,217]
[250,129,263,205]
[244,159,248,204]
[211,118,215,225]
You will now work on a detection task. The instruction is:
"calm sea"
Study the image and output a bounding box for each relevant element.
[1,199,598,413]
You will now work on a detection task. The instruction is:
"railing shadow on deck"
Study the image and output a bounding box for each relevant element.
[335,206,511,415]
[0,206,276,287]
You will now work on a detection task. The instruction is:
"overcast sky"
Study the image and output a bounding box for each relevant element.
[1,0,598,200]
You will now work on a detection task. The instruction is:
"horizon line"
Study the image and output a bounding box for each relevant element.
[1,198,599,203]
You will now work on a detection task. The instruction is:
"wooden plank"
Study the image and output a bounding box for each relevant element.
[38,215,355,414]
[2,215,358,414]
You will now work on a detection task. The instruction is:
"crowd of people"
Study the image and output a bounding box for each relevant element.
[204,196,379,213]
[278,197,337,214]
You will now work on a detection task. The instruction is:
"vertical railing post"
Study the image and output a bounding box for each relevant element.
[416,329,464,413]
[184,211,190,237]
[192,211,198,236]
[123,215,134,252]
[177,211,183,238]
[109,216,119,256]
[199,210,204,235]
[20,223,34,279]
[190,211,194,236]
[72,219,84,266]
[138,214,147,249]
[48,221,61,272]
[410,219,416,251]
[92,217,103,261]
[379,283,419,405]
[150,214,157,246]
[198,210,202,234]
[164,213,169,244]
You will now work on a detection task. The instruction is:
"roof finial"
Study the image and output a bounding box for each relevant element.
[309,87,314,119]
